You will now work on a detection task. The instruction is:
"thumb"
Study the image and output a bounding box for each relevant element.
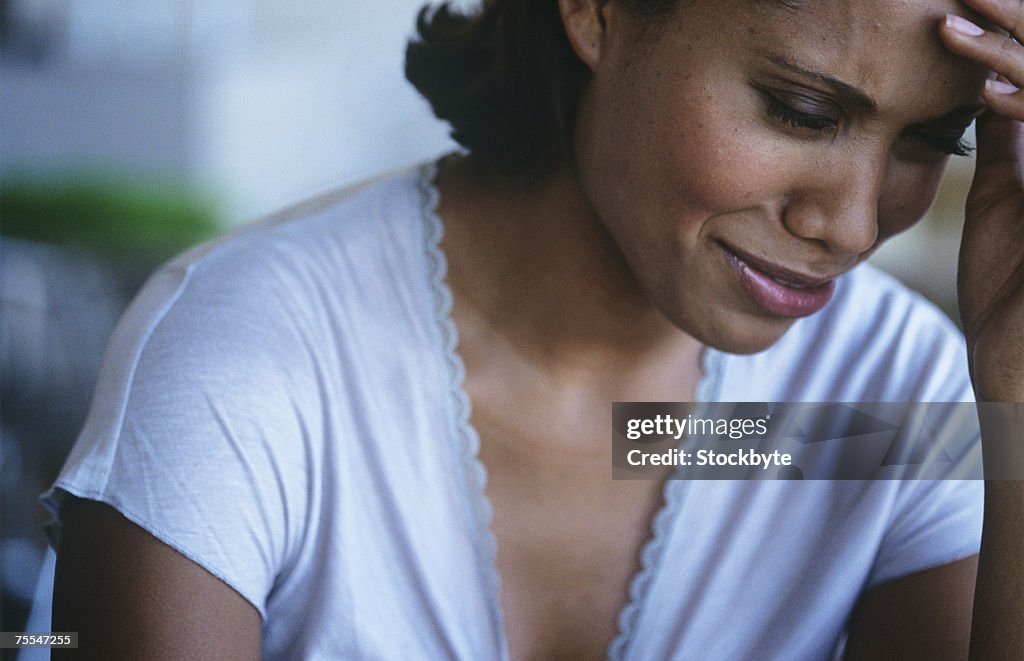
[971,83,1024,204]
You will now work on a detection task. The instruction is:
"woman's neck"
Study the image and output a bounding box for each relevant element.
[436,154,703,394]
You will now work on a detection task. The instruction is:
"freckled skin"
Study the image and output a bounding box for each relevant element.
[570,0,989,353]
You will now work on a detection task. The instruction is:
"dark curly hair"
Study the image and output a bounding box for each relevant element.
[404,0,679,177]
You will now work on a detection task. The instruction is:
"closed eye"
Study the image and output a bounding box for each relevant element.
[753,84,842,134]
[901,129,974,157]
[765,97,838,132]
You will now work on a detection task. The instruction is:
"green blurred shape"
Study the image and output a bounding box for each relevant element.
[0,174,221,261]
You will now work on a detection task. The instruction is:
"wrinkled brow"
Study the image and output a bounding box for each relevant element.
[757,0,802,9]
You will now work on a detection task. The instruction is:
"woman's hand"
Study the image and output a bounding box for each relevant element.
[940,4,1024,660]
[941,0,1024,403]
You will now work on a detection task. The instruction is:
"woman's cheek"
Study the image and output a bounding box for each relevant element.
[662,126,795,215]
[877,160,949,242]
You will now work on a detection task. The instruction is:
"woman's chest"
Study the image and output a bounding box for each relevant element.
[474,407,667,661]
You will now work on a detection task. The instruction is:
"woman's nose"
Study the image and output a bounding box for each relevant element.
[782,152,884,257]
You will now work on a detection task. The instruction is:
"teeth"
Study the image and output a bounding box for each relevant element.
[771,276,813,289]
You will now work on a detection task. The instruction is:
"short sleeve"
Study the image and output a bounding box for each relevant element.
[866,479,981,588]
[864,292,984,587]
[42,237,323,618]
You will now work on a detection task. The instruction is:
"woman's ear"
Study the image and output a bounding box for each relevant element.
[558,0,612,69]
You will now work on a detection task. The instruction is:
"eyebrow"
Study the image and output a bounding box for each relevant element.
[766,53,878,113]
[764,52,987,124]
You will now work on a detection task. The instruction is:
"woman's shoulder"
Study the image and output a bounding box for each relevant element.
[126,164,438,349]
[722,263,970,402]
[82,163,444,446]
[169,165,430,284]
[824,263,962,345]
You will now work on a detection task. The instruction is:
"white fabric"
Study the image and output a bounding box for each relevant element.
[43,164,981,660]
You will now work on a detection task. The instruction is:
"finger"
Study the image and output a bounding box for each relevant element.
[959,0,1024,45]
[968,109,1024,208]
[983,76,1024,121]
[941,14,1024,89]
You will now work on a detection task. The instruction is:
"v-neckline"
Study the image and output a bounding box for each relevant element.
[418,160,725,660]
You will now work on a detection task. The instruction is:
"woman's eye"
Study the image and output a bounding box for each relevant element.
[764,96,839,133]
[902,130,975,157]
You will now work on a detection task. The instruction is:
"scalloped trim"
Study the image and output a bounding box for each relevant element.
[609,348,724,660]
[608,478,694,660]
[418,162,509,660]
[418,161,725,661]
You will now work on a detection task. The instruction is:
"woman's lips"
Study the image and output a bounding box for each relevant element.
[719,243,837,318]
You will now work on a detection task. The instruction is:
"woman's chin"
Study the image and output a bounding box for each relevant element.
[706,331,792,356]
[682,311,801,356]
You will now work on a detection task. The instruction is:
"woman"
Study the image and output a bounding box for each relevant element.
[48,0,1022,658]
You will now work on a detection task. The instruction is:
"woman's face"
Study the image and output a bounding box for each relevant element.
[570,0,990,353]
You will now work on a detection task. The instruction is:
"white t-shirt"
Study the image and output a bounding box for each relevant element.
[44,164,981,660]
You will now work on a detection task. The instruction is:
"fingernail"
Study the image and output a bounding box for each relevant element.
[986,78,1019,94]
[946,14,985,37]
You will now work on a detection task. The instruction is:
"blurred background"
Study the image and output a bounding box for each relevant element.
[0,0,973,644]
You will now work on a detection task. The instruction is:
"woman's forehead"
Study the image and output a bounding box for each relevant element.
[745,0,982,26]
[651,0,991,120]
